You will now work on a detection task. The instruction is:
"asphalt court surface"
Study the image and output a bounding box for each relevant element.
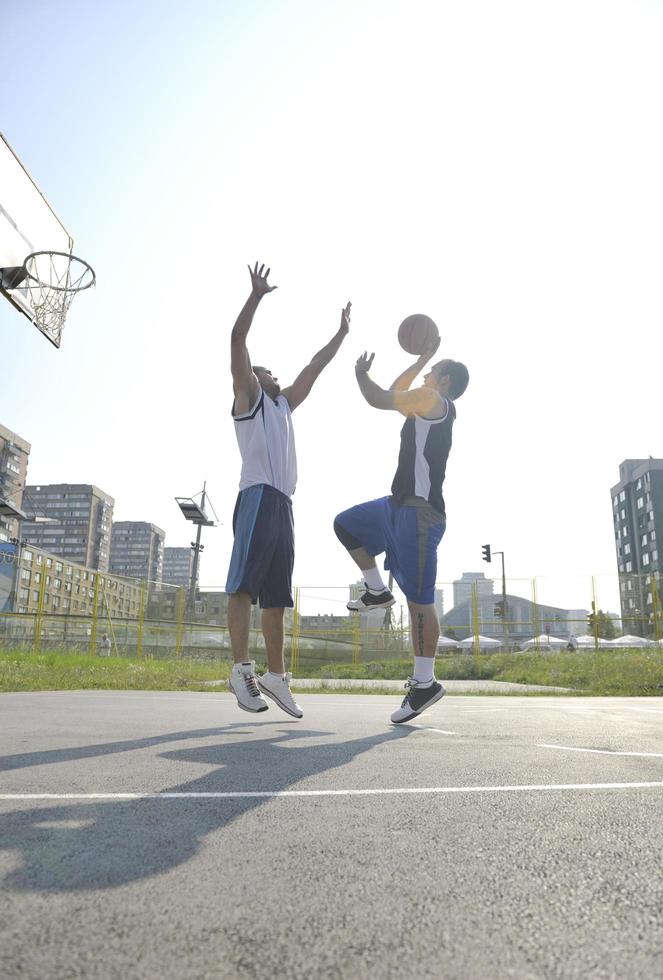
[1,691,663,979]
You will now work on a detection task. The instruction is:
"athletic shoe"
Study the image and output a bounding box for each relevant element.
[228,662,269,713]
[347,585,396,612]
[258,671,304,719]
[390,678,445,724]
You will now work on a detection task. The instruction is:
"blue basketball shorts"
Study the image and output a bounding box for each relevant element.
[334,496,446,605]
[226,483,295,608]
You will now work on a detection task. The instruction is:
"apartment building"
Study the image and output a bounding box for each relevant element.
[611,458,663,635]
[0,424,31,543]
[22,484,114,571]
[110,521,165,584]
[162,546,194,588]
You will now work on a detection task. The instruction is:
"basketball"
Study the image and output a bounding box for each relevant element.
[397,314,439,355]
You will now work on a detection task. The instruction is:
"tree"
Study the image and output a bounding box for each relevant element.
[588,607,616,640]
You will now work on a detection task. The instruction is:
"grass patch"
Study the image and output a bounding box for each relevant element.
[301,649,663,696]
[1,647,662,697]
[0,648,231,693]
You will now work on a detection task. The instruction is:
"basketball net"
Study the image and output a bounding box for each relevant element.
[23,251,95,348]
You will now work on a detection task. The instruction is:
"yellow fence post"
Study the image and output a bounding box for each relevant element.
[88,573,100,655]
[651,576,661,643]
[136,583,146,658]
[175,586,186,656]
[471,581,480,657]
[34,567,48,652]
[591,576,599,651]
[352,609,361,666]
[290,586,300,674]
[531,577,540,652]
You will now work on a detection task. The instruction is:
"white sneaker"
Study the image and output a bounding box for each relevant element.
[347,585,396,612]
[228,662,269,713]
[257,671,303,719]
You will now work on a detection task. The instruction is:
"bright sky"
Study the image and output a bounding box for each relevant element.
[2,0,662,618]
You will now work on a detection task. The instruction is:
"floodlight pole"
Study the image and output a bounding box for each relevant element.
[187,483,206,620]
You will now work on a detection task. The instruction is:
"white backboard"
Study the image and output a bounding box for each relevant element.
[0,132,73,328]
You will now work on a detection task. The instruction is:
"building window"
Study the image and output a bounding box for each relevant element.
[636,478,642,490]
[619,490,626,502]
[643,554,650,566]
[20,569,31,582]
[653,550,659,562]
[626,561,632,572]
[32,590,39,602]
[624,544,630,555]
[637,497,644,509]
[34,572,41,584]
[22,549,33,562]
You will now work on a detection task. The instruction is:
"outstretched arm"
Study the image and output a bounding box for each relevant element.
[355,353,443,417]
[389,337,440,391]
[281,302,351,411]
[231,262,277,415]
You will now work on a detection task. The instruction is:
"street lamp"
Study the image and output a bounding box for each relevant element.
[175,482,217,619]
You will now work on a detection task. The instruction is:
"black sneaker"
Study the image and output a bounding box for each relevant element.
[391,678,445,724]
[347,585,396,612]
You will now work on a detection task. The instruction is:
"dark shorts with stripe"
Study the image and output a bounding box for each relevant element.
[226,483,294,608]
[335,495,445,605]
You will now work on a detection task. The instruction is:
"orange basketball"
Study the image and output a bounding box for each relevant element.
[397,314,439,355]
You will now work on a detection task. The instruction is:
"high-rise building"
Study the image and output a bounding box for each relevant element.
[611,459,663,635]
[452,572,494,608]
[22,484,114,571]
[110,522,165,584]
[162,546,194,588]
[0,424,31,543]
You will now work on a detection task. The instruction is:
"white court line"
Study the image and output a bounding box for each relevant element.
[539,743,663,759]
[2,782,663,800]
[457,708,507,713]
[613,707,663,715]
[410,724,458,735]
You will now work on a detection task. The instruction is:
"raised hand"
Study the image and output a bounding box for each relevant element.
[418,335,440,362]
[248,261,277,299]
[340,301,351,336]
[355,351,375,376]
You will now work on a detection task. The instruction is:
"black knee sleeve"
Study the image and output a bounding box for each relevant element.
[333,517,362,551]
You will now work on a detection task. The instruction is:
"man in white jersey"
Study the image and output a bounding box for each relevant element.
[227,262,350,718]
[334,345,469,724]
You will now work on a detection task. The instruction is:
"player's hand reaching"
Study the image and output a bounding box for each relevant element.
[340,302,351,336]
[248,262,277,299]
[355,351,375,376]
[417,335,440,363]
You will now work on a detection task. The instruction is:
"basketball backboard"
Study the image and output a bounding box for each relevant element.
[0,132,74,345]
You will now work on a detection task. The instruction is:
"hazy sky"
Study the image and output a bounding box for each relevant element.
[2,0,662,618]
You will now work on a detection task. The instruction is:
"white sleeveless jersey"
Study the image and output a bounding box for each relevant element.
[232,391,298,497]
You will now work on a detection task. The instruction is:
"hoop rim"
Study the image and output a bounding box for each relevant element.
[23,250,96,292]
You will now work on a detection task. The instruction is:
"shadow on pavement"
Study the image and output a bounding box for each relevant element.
[0,724,415,893]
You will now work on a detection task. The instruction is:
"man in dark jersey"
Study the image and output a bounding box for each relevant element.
[334,343,469,723]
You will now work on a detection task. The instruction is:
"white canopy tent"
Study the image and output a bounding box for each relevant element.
[520,634,567,651]
[458,634,502,651]
[572,634,613,650]
[610,634,654,648]
[437,635,460,650]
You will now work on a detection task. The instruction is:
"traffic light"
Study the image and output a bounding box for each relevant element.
[482,544,491,563]
[494,601,504,618]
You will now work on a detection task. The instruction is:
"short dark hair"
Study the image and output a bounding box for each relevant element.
[433,359,469,400]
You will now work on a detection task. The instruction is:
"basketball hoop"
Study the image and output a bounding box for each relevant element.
[22,251,95,348]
